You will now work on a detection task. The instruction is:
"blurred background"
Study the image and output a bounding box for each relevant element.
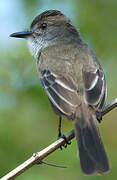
[0,0,117,179]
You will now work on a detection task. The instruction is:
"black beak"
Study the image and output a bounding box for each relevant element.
[10,31,32,38]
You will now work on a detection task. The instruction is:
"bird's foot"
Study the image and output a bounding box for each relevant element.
[58,134,71,150]
[96,111,102,123]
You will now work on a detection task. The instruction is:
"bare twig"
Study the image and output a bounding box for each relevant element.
[102,98,117,116]
[1,98,117,180]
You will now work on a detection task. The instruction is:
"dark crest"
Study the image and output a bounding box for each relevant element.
[30,10,66,28]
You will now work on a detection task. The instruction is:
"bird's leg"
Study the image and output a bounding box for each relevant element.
[57,116,71,150]
[58,116,62,139]
[96,111,102,123]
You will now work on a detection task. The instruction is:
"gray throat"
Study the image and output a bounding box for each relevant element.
[27,36,50,59]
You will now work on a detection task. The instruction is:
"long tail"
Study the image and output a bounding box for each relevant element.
[73,103,110,175]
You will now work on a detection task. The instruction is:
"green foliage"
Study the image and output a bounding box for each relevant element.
[0,0,117,179]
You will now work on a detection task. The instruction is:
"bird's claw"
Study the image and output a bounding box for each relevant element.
[96,111,102,123]
[58,134,71,150]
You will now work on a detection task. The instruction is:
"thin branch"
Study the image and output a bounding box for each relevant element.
[102,98,117,116]
[1,98,117,180]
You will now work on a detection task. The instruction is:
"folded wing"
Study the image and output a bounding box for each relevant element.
[82,68,106,111]
[40,70,79,118]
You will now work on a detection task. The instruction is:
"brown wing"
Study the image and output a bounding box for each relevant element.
[40,70,79,118]
[82,68,106,111]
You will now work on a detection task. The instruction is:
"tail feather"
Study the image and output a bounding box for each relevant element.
[76,123,97,174]
[73,104,109,175]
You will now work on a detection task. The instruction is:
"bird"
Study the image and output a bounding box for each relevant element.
[10,10,110,175]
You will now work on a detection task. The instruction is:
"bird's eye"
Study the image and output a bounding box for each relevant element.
[40,23,47,30]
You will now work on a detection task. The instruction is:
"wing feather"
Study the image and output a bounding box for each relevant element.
[83,68,106,111]
[40,70,78,117]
